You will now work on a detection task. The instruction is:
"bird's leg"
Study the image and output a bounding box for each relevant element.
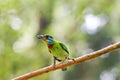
[53,56,56,68]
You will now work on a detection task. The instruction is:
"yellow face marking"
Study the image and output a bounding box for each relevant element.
[43,40,48,44]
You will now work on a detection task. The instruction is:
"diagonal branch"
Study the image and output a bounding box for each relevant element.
[12,42,120,80]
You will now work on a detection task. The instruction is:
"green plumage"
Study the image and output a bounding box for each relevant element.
[49,40,69,62]
[48,40,69,71]
[37,34,69,71]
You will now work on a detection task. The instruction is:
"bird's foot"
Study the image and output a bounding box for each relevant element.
[68,58,75,61]
[53,64,56,68]
[66,58,75,64]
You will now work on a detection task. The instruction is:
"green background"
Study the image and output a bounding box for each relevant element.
[0,0,120,80]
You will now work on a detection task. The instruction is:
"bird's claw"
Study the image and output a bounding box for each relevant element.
[68,58,75,61]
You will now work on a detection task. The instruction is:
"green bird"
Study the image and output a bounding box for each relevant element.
[37,34,69,71]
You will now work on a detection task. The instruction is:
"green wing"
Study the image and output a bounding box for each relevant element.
[59,43,69,54]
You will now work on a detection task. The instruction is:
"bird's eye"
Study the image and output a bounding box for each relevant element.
[44,35,48,38]
[46,35,49,39]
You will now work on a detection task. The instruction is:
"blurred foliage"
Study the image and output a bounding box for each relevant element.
[0,0,120,80]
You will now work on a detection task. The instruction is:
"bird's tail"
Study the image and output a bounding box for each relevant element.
[62,67,67,71]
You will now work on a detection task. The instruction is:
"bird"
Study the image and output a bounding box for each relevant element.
[37,34,70,71]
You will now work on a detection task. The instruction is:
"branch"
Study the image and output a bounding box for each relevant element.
[12,42,120,80]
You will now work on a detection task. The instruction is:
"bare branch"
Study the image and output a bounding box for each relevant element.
[12,42,120,80]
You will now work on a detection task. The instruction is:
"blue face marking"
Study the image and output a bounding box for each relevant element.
[48,36,53,40]
[46,36,54,45]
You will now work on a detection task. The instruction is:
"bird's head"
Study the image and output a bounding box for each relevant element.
[37,34,54,44]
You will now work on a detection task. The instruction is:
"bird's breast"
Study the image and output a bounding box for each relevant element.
[48,45,53,49]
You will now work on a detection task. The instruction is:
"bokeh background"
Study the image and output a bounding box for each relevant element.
[0,0,120,80]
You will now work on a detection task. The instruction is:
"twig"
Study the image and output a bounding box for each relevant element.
[12,42,120,80]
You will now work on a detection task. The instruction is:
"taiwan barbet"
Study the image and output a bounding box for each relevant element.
[37,34,70,71]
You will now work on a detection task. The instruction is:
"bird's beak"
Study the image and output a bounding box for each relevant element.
[36,34,48,43]
[36,34,45,40]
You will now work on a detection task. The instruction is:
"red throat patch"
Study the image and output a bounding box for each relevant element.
[48,45,53,49]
